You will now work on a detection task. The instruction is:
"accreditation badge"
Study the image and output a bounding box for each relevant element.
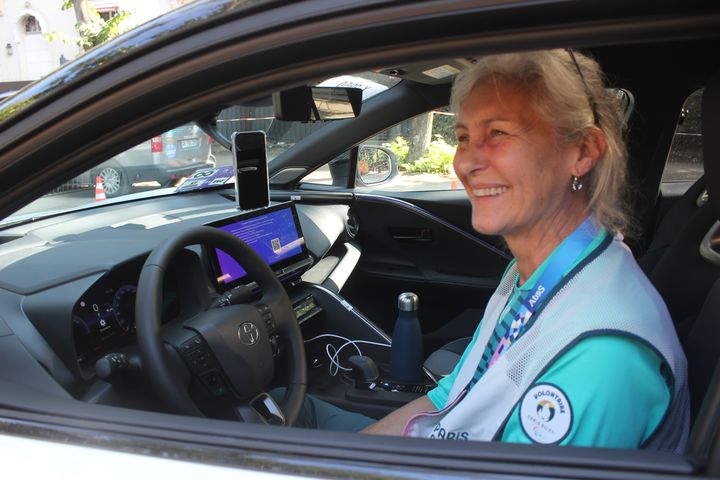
[519,383,573,444]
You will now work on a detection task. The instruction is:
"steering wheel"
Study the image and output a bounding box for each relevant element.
[134,226,306,425]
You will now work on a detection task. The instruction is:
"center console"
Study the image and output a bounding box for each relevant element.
[207,201,436,419]
[286,283,436,419]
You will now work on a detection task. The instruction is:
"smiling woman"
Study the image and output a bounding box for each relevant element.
[359,49,689,450]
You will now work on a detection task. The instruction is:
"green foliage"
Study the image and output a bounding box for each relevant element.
[381,111,458,174]
[403,135,457,174]
[76,10,133,50]
[46,1,135,51]
[431,110,457,144]
[382,136,409,164]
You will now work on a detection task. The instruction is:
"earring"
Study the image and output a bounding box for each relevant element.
[572,176,583,191]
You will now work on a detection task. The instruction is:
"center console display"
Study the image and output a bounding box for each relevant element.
[208,202,311,288]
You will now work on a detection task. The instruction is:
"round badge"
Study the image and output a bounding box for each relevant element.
[519,383,573,444]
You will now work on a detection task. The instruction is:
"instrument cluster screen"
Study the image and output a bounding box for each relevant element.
[73,263,179,369]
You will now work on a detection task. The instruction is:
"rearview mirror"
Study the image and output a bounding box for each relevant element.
[273,87,362,122]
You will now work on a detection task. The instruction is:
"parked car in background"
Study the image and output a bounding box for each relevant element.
[95,124,214,196]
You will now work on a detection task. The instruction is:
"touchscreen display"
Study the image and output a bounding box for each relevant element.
[211,203,307,285]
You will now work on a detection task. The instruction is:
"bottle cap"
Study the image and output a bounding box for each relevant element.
[398,292,418,311]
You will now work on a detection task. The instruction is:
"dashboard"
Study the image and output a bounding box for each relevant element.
[0,191,350,397]
[70,201,313,370]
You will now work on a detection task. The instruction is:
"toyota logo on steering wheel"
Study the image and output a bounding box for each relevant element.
[238,322,260,346]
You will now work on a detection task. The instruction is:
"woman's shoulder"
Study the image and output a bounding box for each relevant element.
[555,335,665,368]
[570,235,667,315]
[541,236,683,372]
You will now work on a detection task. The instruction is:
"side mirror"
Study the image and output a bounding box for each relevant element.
[356,145,397,186]
[273,87,362,122]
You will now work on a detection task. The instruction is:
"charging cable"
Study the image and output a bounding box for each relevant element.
[304,333,390,376]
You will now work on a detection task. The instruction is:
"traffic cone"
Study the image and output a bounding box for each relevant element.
[95,176,107,202]
[450,179,458,190]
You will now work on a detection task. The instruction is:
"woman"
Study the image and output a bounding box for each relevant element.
[361,49,689,450]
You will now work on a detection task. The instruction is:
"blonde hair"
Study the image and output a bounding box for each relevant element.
[450,49,632,236]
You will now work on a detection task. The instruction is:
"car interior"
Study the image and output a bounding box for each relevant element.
[1,2,720,476]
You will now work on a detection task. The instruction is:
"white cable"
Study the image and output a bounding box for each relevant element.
[304,334,391,376]
[304,334,362,375]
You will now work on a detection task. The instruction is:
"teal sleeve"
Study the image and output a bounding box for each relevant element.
[501,335,671,448]
[427,325,484,409]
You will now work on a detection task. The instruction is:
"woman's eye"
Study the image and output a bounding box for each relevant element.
[456,133,469,143]
[490,129,506,137]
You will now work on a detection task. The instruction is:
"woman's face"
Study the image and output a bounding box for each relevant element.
[453,80,583,243]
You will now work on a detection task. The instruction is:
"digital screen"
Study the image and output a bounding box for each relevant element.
[214,205,306,285]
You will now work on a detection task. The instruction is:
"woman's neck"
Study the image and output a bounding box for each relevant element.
[506,209,588,285]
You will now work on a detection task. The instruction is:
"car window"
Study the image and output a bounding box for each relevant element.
[302,89,635,192]
[662,88,703,185]
[9,72,400,223]
[302,107,462,191]
[12,122,216,219]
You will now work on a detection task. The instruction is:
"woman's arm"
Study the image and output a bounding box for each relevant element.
[361,395,436,436]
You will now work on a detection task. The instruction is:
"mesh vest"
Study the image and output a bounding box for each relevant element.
[404,237,689,451]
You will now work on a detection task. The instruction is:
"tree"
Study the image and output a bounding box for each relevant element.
[46,0,134,51]
[406,112,433,164]
[66,0,93,24]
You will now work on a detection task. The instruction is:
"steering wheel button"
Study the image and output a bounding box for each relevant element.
[181,337,204,354]
[201,372,227,396]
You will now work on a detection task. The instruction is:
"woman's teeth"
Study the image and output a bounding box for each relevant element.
[473,186,508,197]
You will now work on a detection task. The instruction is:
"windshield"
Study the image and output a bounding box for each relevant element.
[7,72,399,224]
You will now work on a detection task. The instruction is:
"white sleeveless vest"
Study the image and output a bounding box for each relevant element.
[404,237,689,452]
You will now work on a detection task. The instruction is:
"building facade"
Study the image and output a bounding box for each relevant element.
[1,0,185,86]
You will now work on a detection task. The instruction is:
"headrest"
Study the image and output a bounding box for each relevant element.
[702,70,720,218]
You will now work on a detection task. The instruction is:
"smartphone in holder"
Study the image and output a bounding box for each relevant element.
[231,131,269,211]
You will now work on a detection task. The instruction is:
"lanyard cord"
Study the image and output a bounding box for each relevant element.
[468,217,604,389]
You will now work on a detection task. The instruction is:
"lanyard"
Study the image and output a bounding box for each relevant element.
[486,217,602,369]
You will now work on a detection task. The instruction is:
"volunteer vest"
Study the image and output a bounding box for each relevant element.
[404,237,689,452]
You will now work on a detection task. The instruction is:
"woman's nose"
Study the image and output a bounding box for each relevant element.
[454,143,489,174]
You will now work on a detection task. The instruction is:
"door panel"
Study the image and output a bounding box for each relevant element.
[342,191,510,350]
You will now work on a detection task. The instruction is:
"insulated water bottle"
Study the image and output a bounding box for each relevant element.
[390,292,423,382]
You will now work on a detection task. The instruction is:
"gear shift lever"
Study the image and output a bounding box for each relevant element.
[390,292,424,382]
[348,355,380,385]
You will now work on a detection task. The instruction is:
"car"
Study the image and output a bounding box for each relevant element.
[0,0,719,478]
[95,123,215,197]
[54,124,215,198]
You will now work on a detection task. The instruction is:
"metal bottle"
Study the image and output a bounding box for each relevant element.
[390,292,423,382]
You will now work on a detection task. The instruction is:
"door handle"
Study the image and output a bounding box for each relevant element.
[389,227,434,243]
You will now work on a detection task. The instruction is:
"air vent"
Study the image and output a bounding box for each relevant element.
[345,208,359,238]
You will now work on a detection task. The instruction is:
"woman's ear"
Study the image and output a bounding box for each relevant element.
[573,127,606,177]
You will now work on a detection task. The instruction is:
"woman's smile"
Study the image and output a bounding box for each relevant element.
[471,186,509,197]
